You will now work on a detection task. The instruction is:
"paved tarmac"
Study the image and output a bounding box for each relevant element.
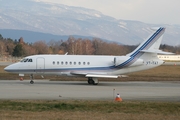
[0,80,179,102]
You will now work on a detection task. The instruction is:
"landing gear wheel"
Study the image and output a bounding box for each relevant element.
[93,82,98,85]
[88,77,99,85]
[88,78,94,84]
[30,74,34,84]
[30,80,34,84]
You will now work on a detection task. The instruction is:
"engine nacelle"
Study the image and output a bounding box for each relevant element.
[114,56,130,66]
[130,58,144,67]
[114,56,144,67]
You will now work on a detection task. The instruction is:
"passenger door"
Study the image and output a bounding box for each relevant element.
[36,57,45,74]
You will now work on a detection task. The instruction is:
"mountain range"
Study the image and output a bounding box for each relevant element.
[0,0,180,45]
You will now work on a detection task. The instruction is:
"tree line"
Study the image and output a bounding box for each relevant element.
[0,34,179,57]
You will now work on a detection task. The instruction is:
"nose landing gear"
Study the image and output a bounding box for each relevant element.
[30,74,34,84]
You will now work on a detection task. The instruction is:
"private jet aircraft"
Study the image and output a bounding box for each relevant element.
[4,27,169,85]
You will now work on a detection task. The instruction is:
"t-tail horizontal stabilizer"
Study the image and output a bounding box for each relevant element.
[127,27,166,57]
[140,50,174,55]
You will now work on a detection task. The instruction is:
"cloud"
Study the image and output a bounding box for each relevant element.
[33,0,180,24]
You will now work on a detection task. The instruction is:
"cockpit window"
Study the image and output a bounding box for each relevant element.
[24,59,29,62]
[20,58,33,62]
[20,59,24,62]
[20,59,26,62]
[28,59,33,62]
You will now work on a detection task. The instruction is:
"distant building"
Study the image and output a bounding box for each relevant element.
[158,55,180,61]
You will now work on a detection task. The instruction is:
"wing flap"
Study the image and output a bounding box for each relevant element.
[86,74,118,78]
[86,74,128,78]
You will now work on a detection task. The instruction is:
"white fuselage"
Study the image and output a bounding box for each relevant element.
[5,54,164,77]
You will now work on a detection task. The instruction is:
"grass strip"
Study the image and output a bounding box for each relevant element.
[0,100,179,115]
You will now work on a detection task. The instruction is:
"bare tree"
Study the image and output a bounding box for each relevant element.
[82,39,94,55]
[33,41,48,54]
[48,40,64,54]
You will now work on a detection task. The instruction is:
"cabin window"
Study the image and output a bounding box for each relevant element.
[61,61,64,65]
[57,61,59,65]
[87,62,90,65]
[70,62,72,65]
[83,62,86,65]
[53,61,55,65]
[74,62,76,65]
[65,61,68,65]
[78,62,81,65]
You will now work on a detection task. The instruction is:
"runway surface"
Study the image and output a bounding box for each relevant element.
[0,80,180,101]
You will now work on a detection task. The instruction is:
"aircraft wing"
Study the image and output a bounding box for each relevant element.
[70,71,127,78]
[70,71,87,76]
[85,74,118,78]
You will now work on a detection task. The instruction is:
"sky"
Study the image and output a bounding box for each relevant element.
[34,0,180,25]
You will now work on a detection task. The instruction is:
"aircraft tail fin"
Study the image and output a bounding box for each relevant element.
[127,27,166,57]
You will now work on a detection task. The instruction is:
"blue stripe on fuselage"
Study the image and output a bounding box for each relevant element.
[6,66,115,73]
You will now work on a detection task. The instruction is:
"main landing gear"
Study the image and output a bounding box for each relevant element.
[30,74,34,84]
[88,77,99,85]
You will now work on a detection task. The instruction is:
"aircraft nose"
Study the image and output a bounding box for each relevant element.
[4,64,15,72]
[4,66,10,72]
[4,63,21,73]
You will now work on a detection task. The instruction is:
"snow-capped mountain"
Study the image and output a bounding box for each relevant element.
[0,0,180,45]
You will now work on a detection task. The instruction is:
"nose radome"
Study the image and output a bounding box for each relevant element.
[4,65,10,72]
[4,64,17,72]
[4,66,8,71]
[4,62,22,73]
